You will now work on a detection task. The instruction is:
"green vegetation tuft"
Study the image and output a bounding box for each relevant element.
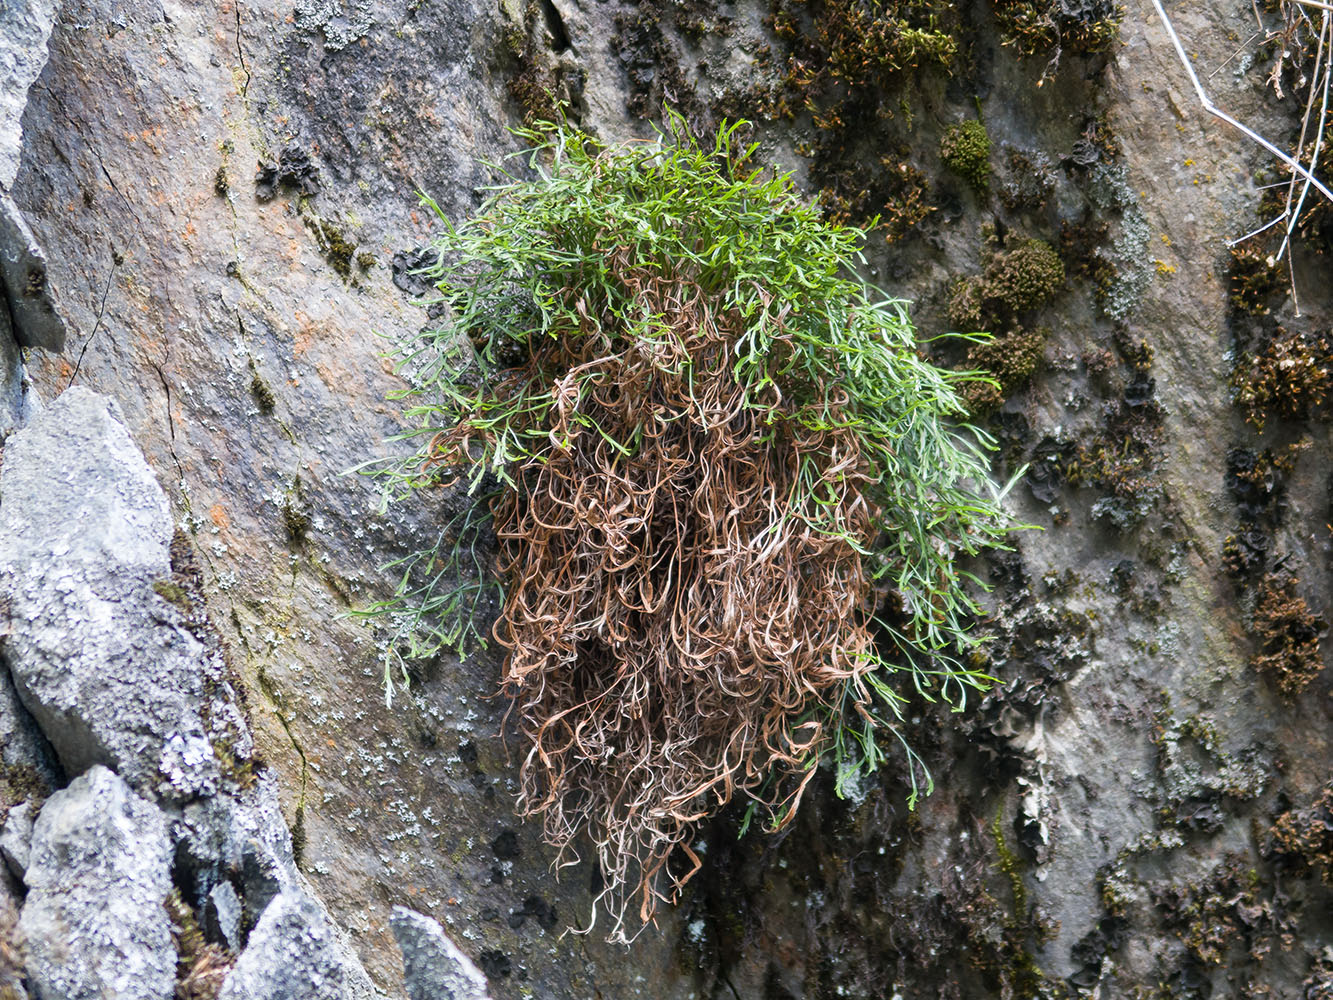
[961,326,1049,414]
[949,235,1065,332]
[361,117,1019,939]
[940,120,991,193]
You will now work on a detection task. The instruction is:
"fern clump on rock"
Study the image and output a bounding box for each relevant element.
[365,118,1017,939]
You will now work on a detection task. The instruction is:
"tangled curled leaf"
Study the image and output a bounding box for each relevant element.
[363,116,1019,939]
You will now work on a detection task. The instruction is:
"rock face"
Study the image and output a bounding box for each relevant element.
[390,907,491,1000]
[18,766,175,1000]
[219,892,371,1000]
[0,387,223,799]
[0,0,1329,998]
[0,377,417,997]
[0,0,57,192]
[0,0,64,353]
[0,803,33,883]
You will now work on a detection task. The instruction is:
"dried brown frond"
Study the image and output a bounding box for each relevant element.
[450,257,886,934]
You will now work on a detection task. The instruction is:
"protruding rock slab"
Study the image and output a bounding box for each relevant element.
[0,387,220,798]
[0,0,65,353]
[391,906,492,1000]
[218,891,376,1000]
[18,765,174,1000]
[0,195,64,352]
[0,801,33,882]
[0,0,58,191]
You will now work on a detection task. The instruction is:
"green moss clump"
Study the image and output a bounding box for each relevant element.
[0,761,53,813]
[152,580,194,614]
[986,238,1065,312]
[990,811,1046,998]
[314,219,356,281]
[281,477,312,541]
[740,0,962,238]
[961,327,1049,413]
[948,235,1062,411]
[249,365,276,414]
[1260,105,1333,251]
[1250,573,1325,698]
[949,236,1065,330]
[940,120,991,193]
[165,888,232,994]
[1227,241,1283,316]
[1270,782,1333,885]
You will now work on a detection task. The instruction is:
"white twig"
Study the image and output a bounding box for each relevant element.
[1149,0,1333,204]
[1276,11,1332,267]
[1226,212,1287,247]
[1208,29,1263,79]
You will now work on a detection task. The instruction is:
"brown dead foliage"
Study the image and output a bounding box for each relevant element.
[1250,573,1326,698]
[1270,782,1333,886]
[426,255,889,936]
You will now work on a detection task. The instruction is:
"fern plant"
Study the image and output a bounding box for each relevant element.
[361,115,1020,940]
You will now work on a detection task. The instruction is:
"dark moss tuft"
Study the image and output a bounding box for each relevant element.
[940,120,991,193]
[1269,782,1333,885]
[993,0,1123,60]
[152,580,193,614]
[1230,326,1331,432]
[949,235,1065,331]
[1249,573,1325,698]
[313,219,357,282]
[249,366,276,415]
[962,326,1049,414]
[281,477,313,542]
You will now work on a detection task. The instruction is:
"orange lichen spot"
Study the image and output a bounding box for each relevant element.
[208,504,230,531]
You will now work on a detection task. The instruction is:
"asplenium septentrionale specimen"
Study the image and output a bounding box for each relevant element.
[364,117,1018,940]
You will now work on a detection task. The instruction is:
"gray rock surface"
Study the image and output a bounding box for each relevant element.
[173,774,303,927]
[205,880,244,953]
[0,386,222,798]
[0,0,64,353]
[219,891,375,1000]
[0,0,57,191]
[0,381,381,995]
[0,194,65,352]
[0,307,21,441]
[0,655,59,806]
[18,765,174,1000]
[0,801,33,882]
[390,907,491,1000]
